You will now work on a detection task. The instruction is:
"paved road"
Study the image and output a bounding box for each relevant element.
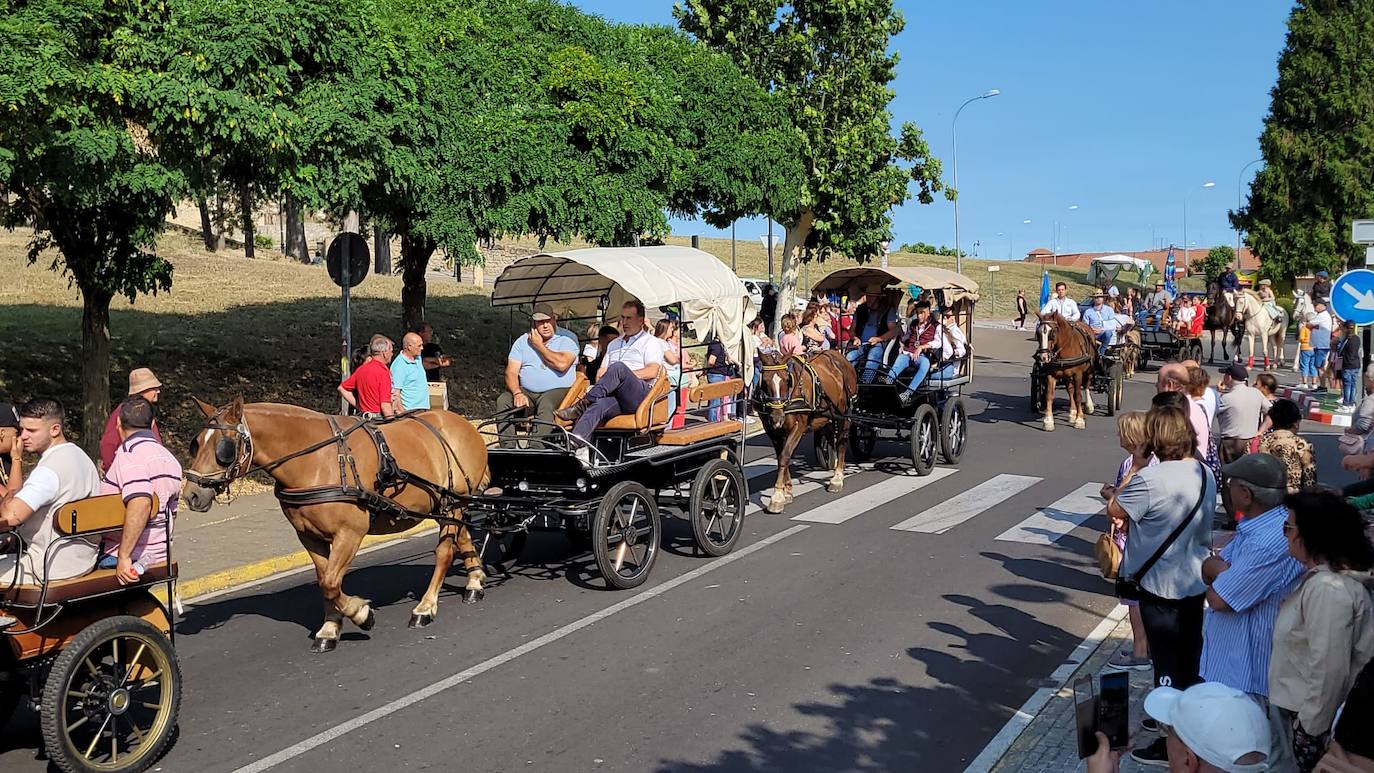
[0,329,1262,772]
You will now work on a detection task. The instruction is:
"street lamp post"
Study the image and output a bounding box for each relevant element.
[1235,159,1262,267]
[1183,181,1216,274]
[952,88,1000,274]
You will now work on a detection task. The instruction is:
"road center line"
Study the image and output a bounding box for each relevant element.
[889,473,1042,533]
[229,523,813,773]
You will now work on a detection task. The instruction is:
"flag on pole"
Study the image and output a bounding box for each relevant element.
[1039,270,1051,309]
[1164,248,1177,296]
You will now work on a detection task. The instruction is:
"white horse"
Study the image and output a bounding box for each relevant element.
[1234,289,1288,370]
[1289,290,1314,372]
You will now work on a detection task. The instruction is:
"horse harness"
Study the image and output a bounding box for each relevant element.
[1036,322,1098,369]
[758,354,850,421]
[187,409,477,527]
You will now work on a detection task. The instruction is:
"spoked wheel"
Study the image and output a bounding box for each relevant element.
[910,403,938,476]
[474,528,527,575]
[592,481,661,590]
[1106,362,1123,416]
[1029,368,1047,414]
[1188,340,1203,363]
[938,398,968,465]
[812,427,838,470]
[848,423,878,462]
[688,459,746,557]
[41,615,180,773]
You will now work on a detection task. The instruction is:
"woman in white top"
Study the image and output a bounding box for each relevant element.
[930,308,968,380]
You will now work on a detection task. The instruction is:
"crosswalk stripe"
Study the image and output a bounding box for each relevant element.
[791,467,957,523]
[994,483,1105,545]
[746,469,850,515]
[890,473,1043,533]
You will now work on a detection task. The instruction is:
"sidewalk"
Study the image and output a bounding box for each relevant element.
[172,492,434,600]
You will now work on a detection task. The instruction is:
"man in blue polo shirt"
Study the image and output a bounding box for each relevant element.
[390,332,431,412]
[1200,453,1303,700]
[496,306,578,447]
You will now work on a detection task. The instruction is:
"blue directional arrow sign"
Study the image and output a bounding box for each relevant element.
[1331,269,1374,325]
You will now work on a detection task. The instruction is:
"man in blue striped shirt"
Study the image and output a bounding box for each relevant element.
[1200,453,1304,698]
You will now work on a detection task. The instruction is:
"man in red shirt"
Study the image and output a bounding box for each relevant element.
[100,368,163,472]
[339,336,395,418]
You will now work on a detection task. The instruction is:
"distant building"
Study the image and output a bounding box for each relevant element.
[1021,247,1258,274]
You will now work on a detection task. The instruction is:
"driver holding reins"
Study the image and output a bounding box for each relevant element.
[845,287,900,383]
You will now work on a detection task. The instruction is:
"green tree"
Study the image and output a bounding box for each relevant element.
[0,0,185,449]
[1198,245,1235,282]
[1231,0,1374,278]
[675,0,944,329]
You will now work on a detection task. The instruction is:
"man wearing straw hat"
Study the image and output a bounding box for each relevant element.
[99,367,164,472]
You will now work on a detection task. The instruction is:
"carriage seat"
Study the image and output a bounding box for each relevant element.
[554,372,592,429]
[659,420,744,445]
[601,365,672,433]
[9,562,177,606]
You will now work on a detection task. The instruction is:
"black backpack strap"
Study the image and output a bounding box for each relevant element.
[1125,462,1209,585]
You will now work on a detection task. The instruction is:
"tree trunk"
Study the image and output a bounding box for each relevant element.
[374,227,392,275]
[399,233,434,331]
[283,193,309,263]
[771,209,815,333]
[239,181,255,258]
[79,287,114,456]
[197,194,217,251]
[212,192,228,252]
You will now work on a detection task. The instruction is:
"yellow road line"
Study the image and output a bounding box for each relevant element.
[177,522,438,601]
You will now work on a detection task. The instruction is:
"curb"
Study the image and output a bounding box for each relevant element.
[177,521,438,601]
[1276,386,1352,427]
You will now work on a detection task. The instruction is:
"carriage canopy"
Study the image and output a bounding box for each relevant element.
[491,246,755,376]
[810,266,981,305]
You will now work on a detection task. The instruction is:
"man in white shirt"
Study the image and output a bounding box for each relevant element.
[556,299,668,444]
[0,398,101,584]
[1039,282,1080,321]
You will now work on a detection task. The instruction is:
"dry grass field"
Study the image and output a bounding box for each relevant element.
[0,225,1115,454]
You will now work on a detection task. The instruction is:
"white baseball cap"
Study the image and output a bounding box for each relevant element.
[1143,683,1270,772]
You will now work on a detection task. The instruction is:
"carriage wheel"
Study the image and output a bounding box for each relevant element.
[1029,369,1047,414]
[592,481,661,590]
[812,428,838,470]
[910,404,938,476]
[474,528,527,575]
[688,459,746,557]
[939,398,968,465]
[1106,362,1123,417]
[1187,340,1203,363]
[41,615,180,773]
[848,423,878,462]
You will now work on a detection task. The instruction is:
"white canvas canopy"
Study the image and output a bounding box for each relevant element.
[491,246,755,378]
[1086,255,1155,285]
[810,265,980,304]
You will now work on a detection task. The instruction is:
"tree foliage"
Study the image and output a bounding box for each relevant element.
[675,0,944,326]
[1198,245,1235,282]
[1231,0,1374,278]
[898,242,963,258]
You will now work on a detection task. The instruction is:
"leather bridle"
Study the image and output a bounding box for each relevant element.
[183,409,254,492]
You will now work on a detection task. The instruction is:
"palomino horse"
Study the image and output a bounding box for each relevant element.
[1203,283,1243,363]
[755,349,858,514]
[181,398,490,653]
[1233,289,1289,370]
[1035,313,1098,431]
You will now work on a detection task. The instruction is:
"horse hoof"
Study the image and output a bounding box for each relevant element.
[358,608,376,631]
[826,482,843,494]
[462,588,485,605]
[408,613,435,629]
[1073,420,1086,430]
[765,501,784,515]
[311,637,338,654]
[1042,422,1054,432]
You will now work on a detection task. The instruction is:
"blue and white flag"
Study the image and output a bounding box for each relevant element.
[1164,248,1177,296]
[1039,270,1051,309]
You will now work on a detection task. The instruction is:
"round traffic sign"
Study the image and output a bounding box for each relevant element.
[1330,269,1374,325]
[326,233,371,289]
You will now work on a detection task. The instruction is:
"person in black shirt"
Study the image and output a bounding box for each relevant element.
[1326,656,1374,768]
[412,322,450,381]
[1311,271,1332,304]
[760,286,778,336]
[580,325,620,386]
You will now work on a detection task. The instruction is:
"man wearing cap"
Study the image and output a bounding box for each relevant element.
[1144,280,1175,332]
[1199,454,1302,701]
[1132,682,1272,771]
[1304,299,1333,393]
[1217,363,1269,465]
[496,304,578,447]
[99,367,164,473]
[1039,281,1081,322]
[0,403,22,496]
[389,332,430,412]
[1310,270,1331,305]
[1218,264,1241,293]
[0,398,100,584]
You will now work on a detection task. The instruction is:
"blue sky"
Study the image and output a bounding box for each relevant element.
[566,0,1295,259]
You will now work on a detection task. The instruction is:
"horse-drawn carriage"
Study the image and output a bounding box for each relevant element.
[1134,327,1203,371]
[808,266,978,475]
[460,247,753,589]
[2,495,181,773]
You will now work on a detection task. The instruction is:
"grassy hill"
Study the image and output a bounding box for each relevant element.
[0,227,1107,452]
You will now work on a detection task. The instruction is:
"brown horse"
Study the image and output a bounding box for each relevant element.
[1204,282,1243,363]
[181,397,490,653]
[755,349,859,513]
[1035,313,1098,431]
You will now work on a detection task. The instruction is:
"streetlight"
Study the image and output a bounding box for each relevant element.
[1235,159,1262,267]
[1183,181,1216,273]
[1051,205,1078,266]
[952,88,1001,274]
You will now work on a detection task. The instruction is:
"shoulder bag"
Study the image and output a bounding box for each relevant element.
[1095,523,1122,580]
[1115,462,1208,601]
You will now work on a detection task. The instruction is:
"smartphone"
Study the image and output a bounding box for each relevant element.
[1074,677,1099,759]
[1099,671,1130,750]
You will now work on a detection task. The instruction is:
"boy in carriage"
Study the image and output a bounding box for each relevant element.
[884,301,942,407]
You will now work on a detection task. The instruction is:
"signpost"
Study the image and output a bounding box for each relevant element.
[326,233,371,411]
[986,264,1000,317]
[1352,221,1374,381]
